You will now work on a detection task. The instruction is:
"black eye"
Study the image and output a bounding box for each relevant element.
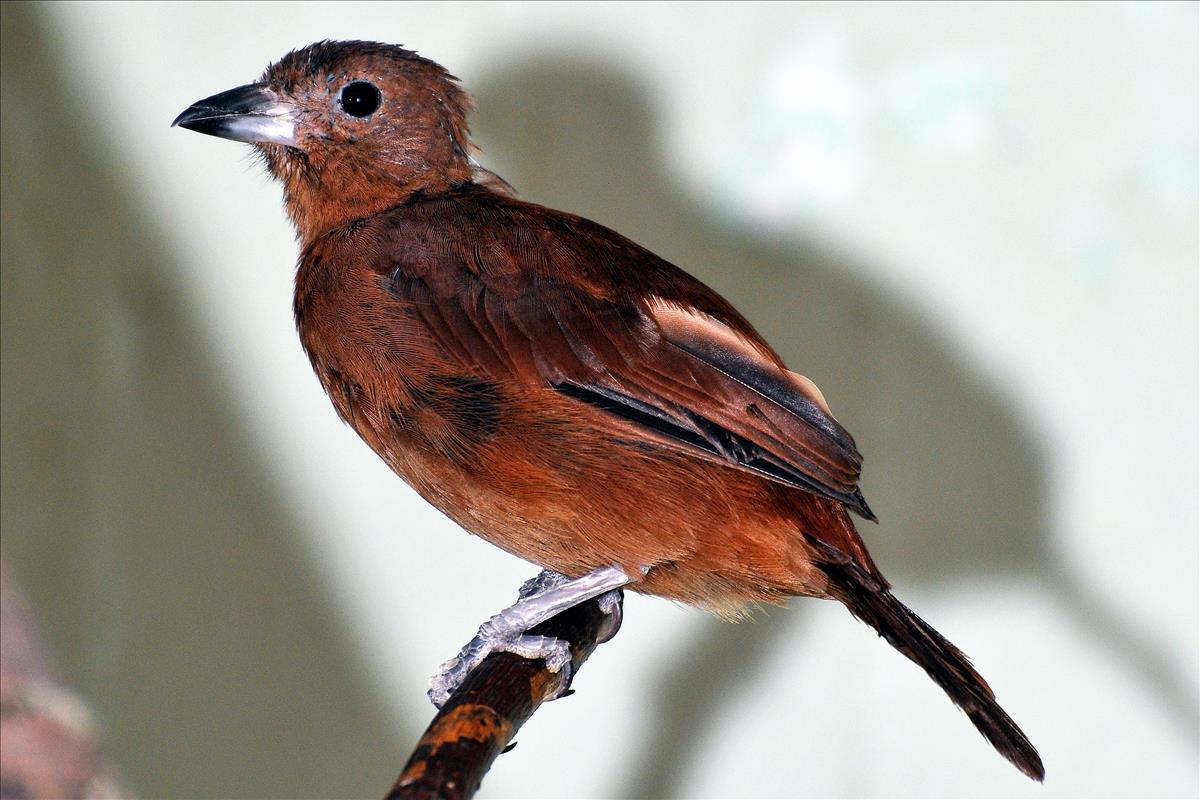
[339,81,381,118]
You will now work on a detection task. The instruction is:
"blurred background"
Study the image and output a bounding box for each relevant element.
[1,1,1196,797]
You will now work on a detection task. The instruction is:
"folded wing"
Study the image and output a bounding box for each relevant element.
[380,192,875,520]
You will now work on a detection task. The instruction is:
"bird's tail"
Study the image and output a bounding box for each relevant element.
[814,545,1045,782]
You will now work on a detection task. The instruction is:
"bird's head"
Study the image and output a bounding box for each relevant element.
[173,40,476,240]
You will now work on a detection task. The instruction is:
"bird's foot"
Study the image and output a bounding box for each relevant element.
[427,565,633,708]
[428,619,573,709]
[517,568,573,600]
[518,569,623,642]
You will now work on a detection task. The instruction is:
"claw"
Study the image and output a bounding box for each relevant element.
[596,588,624,644]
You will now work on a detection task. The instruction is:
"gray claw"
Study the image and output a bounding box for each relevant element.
[596,588,624,643]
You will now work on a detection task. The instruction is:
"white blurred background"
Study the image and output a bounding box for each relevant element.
[1,2,1196,797]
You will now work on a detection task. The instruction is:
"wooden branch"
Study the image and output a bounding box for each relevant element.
[385,590,623,800]
[0,563,130,799]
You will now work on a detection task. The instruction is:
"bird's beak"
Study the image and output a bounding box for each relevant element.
[172,82,296,147]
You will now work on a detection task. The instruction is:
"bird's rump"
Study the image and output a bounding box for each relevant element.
[371,186,875,521]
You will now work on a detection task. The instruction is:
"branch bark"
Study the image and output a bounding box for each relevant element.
[385,590,623,800]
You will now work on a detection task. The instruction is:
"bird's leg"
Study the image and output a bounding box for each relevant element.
[428,564,632,707]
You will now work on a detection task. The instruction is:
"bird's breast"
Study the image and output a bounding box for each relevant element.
[294,249,490,456]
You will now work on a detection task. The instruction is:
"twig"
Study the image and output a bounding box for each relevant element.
[0,563,130,798]
[385,590,623,800]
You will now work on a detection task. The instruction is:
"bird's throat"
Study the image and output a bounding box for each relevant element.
[277,149,474,243]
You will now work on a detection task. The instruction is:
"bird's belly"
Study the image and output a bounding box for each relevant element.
[354,392,830,616]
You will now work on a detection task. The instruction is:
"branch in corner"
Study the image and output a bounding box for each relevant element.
[386,589,624,800]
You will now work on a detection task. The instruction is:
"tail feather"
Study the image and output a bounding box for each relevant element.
[815,547,1045,782]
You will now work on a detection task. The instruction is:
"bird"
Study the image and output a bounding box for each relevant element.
[173,40,1044,781]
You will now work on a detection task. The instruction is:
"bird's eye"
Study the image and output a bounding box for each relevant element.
[339,81,381,118]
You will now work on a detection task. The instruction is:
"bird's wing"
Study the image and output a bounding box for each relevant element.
[380,193,874,519]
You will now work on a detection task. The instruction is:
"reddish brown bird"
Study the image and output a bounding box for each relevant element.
[174,40,1044,781]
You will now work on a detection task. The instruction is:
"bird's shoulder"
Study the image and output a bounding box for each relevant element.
[344,183,771,346]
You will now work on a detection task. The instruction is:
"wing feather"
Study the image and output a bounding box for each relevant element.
[378,190,876,519]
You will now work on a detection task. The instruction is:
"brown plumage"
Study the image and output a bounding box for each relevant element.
[174,40,1044,781]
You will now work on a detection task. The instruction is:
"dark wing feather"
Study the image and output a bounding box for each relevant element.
[378,188,875,519]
